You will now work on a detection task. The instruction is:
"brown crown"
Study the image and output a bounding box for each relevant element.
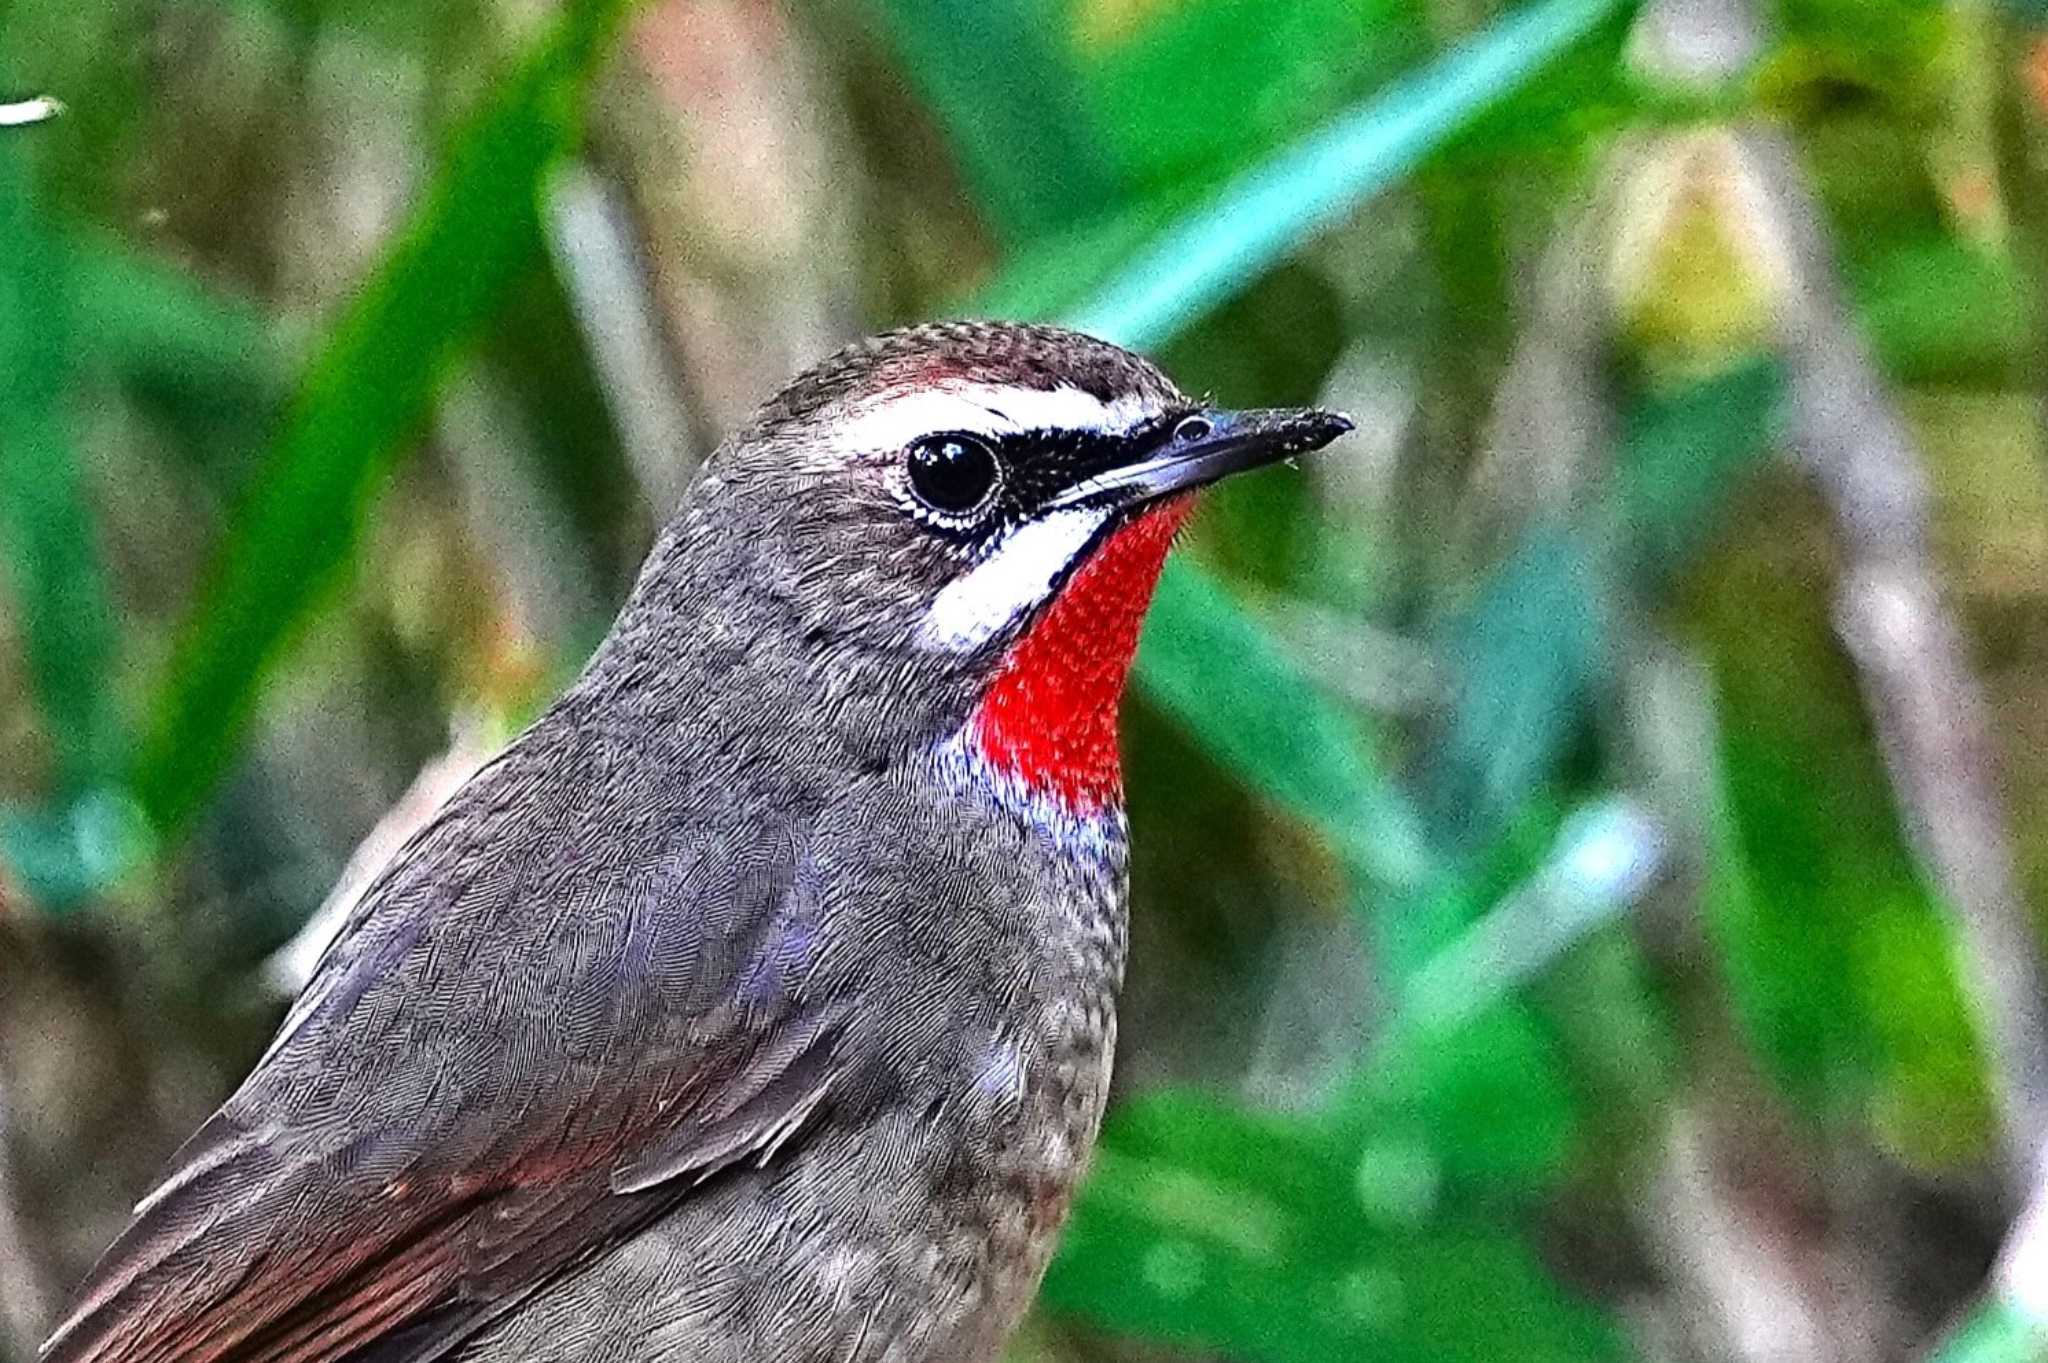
[752,321,1185,435]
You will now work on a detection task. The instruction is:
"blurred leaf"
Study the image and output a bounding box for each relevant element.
[0,135,133,910]
[1927,1298,2048,1363]
[1438,8,1638,168]
[1704,683,1880,1116]
[1686,477,1997,1158]
[1712,714,1997,1156]
[1418,361,1784,851]
[67,230,288,413]
[62,232,292,494]
[1052,1091,1611,1360]
[1400,799,1666,1030]
[1345,810,1586,1200]
[1364,1004,1579,1198]
[1795,103,1943,241]
[1847,238,2037,385]
[1616,358,1786,569]
[1072,0,1411,192]
[1096,1088,1358,1221]
[865,0,1120,247]
[1857,893,2002,1165]
[968,190,1195,321]
[1049,1092,1623,1363]
[1356,367,1782,1191]
[1137,559,1432,890]
[1534,924,1681,1139]
[130,0,640,838]
[1760,1,1952,116]
[1420,524,1608,849]
[1059,0,1637,353]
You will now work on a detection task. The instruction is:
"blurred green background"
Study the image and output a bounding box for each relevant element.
[5,0,2048,1360]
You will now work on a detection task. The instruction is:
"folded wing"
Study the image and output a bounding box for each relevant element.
[43,729,842,1363]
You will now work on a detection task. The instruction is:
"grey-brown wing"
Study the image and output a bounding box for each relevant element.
[42,731,846,1363]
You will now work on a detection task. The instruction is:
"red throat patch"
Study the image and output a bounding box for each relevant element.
[969,498,1194,810]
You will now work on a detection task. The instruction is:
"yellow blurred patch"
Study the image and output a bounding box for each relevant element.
[1610,131,1784,382]
[1068,0,1181,51]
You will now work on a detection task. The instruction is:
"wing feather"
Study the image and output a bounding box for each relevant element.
[43,722,840,1363]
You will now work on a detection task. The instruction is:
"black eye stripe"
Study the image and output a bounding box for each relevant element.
[900,412,1196,542]
[992,416,1187,505]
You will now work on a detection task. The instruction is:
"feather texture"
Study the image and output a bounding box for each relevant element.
[39,323,1217,1363]
[43,708,848,1363]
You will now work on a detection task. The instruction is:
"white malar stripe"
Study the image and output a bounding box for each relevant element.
[917,508,1109,653]
[836,382,1160,456]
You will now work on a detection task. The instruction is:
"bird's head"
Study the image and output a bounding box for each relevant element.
[614,322,1351,812]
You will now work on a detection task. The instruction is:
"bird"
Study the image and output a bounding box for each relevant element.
[43,321,1353,1363]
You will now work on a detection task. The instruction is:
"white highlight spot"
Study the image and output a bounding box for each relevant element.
[972,1039,1028,1104]
[0,96,63,127]
[835,382,1160,456]
[917,508,1108,653]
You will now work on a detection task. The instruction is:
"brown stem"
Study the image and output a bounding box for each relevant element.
[1741,123,2048,1194]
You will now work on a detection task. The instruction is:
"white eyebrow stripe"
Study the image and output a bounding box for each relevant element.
[978,384,1159,434]
[835,382,1161,454]
[916,507,1110,653]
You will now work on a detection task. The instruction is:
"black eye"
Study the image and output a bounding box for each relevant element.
[906,434,1001,517]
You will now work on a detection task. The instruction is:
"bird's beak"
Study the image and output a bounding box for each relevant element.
[1043,407,1355,512]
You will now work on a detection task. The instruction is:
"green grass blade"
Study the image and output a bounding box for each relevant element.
[67,228,287,406]
[130,0,639,837]
[0,134,143,911]
[1060,0,1635,352]
[1399,798,1665,1035]
[1137,561,1431,890]
[863,0,1119,247]
[0,147,120,799]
